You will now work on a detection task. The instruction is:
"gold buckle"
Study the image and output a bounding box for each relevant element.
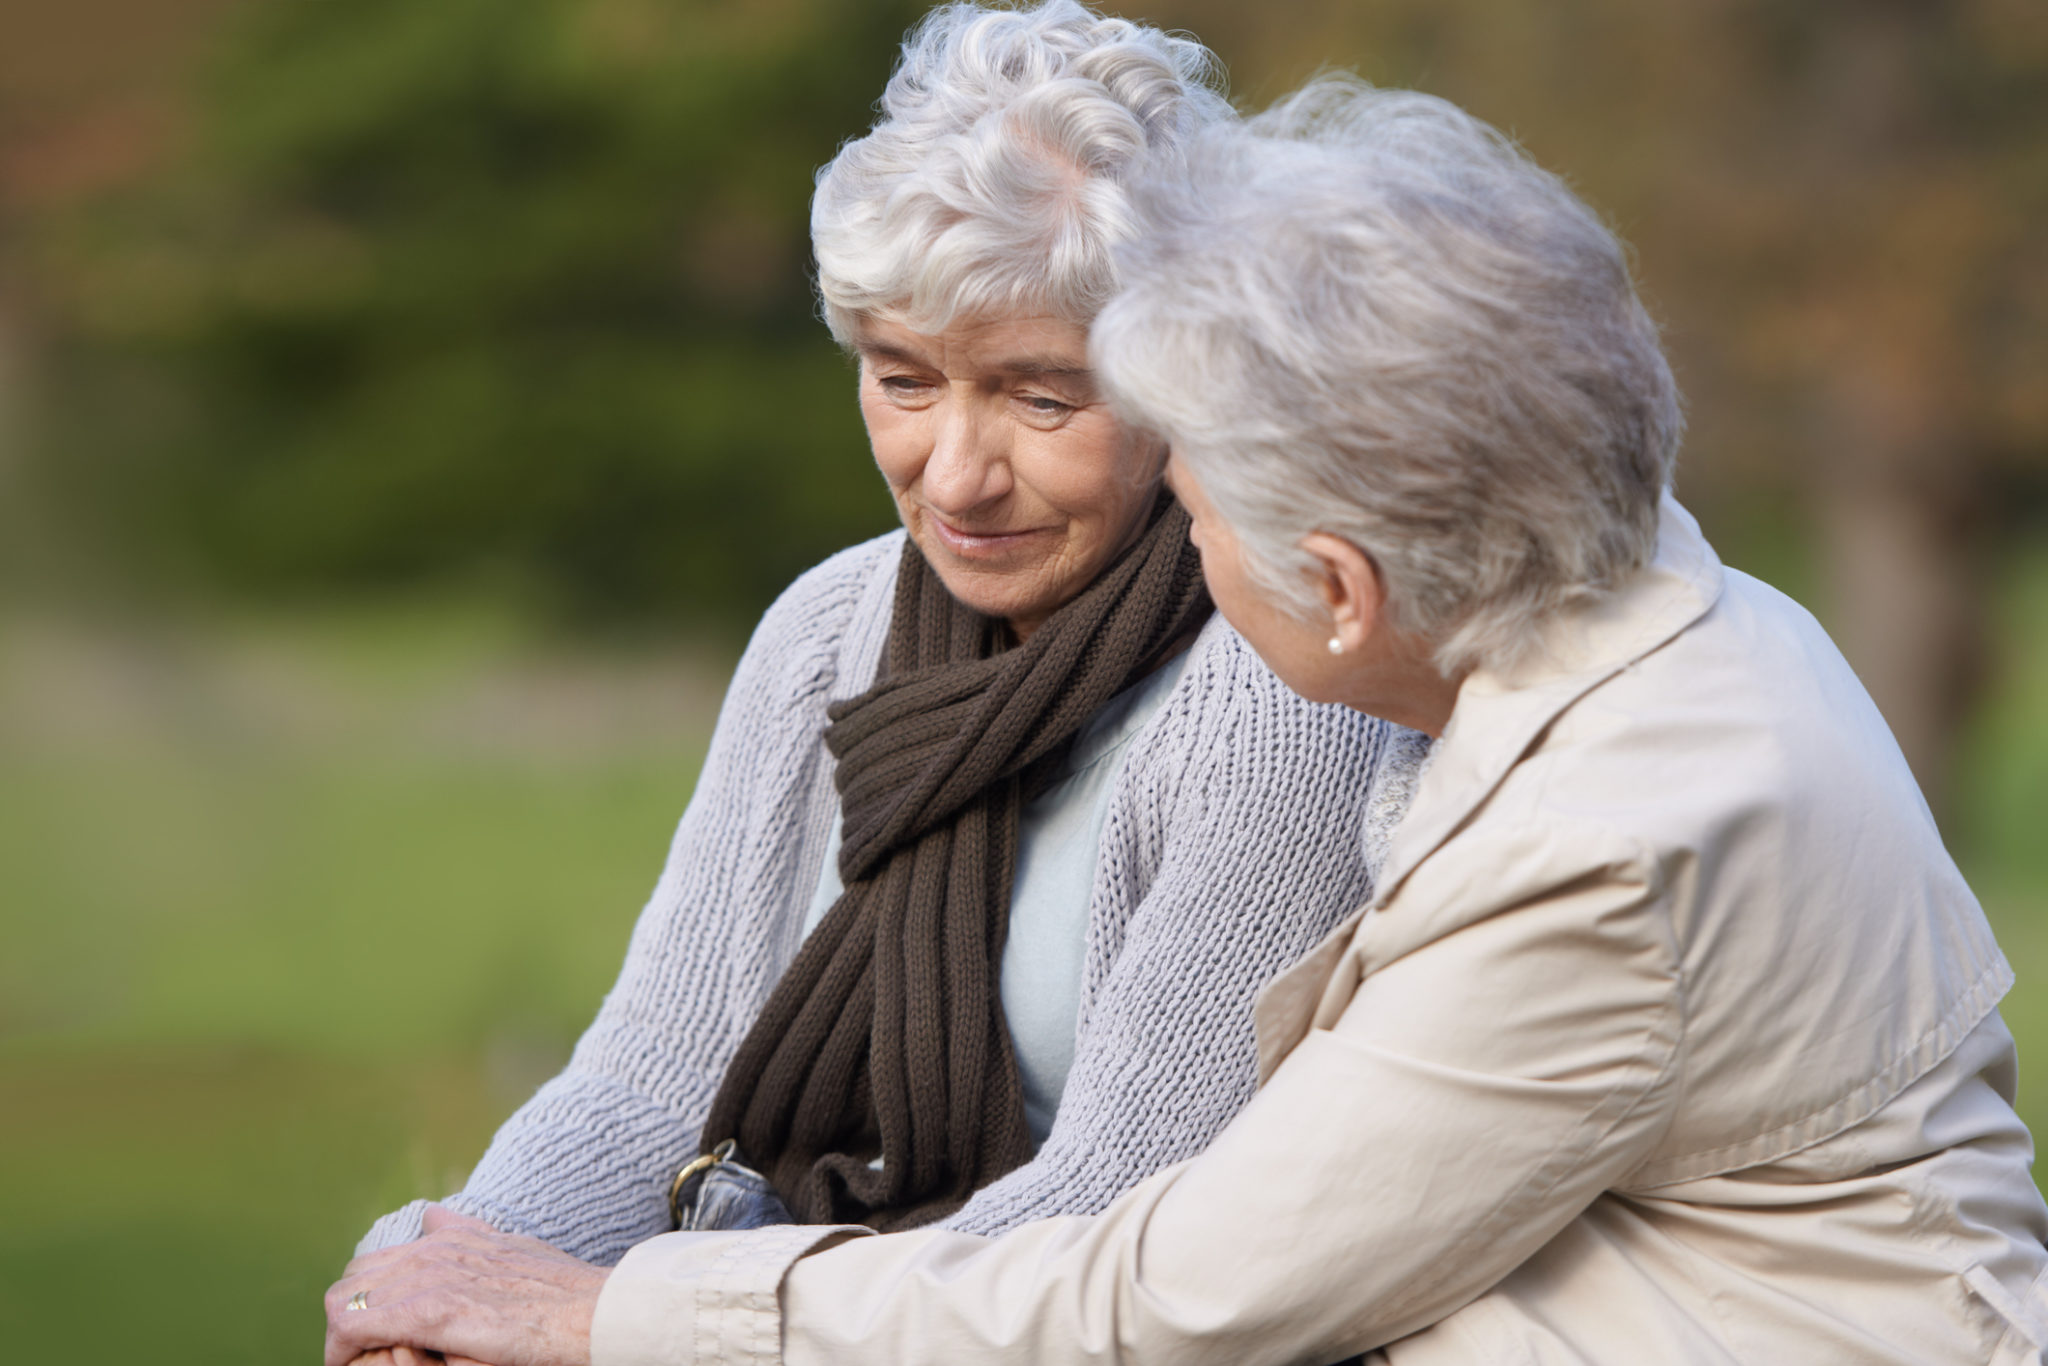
[668,1138,736,1228]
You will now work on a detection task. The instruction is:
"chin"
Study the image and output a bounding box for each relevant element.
[1231,630,1339,706]
[908,540,1035,614]
[919,555,1034,623]
[1273,669,1341,706]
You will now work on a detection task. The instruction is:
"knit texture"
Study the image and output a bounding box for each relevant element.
[708,501,1211,1229]
[358,531,1428,1263]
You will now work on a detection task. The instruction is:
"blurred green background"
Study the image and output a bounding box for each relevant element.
[1,0,2043,1360]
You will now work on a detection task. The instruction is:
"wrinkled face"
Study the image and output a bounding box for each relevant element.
[1165,452,1341,702]
[855,314,1167,640]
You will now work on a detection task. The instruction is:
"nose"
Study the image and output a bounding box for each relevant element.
[920,397,1012,517]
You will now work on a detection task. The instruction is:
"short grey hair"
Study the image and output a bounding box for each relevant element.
[1094,77,1684,678]
[812,0,1231,344]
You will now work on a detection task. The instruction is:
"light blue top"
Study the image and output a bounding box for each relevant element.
[801,649,1193,1146]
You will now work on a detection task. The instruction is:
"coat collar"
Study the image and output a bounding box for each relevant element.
[1370,495,1725,908]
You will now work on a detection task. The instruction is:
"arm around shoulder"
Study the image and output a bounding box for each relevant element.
[595,811,1682,1366]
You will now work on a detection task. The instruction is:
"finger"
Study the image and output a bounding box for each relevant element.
[332,1236,469,1320]
[327,1290,477,1366]
[343,1227,480,1289]
[357,1351,438,1366]
[327,1271,385,1327]
[342,1240,424,1279]
[327,1312,418,1366]
[327,1320,370,1366]
[414,1207,575,1268]
[421,1202,492,1236]
[327,1239,472,1362]
[325,1284,422,1366]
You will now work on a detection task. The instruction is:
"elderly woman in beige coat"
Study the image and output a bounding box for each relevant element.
[325,79,2048,1366]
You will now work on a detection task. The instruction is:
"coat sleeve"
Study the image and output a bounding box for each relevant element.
[940,629,1413,1234]
[355,539,888,1267]
[588,816,1684,1365]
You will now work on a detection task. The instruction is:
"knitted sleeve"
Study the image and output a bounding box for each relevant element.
[354,536,894,1266]
[941,622,1431,1234]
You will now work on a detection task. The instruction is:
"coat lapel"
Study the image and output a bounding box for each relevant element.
[1371,497,1725,907]
[1253,497,1726,1082]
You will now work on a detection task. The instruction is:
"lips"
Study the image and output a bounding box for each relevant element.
[926,513,1050,557]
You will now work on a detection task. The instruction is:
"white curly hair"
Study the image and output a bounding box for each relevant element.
[811,0,1231,344]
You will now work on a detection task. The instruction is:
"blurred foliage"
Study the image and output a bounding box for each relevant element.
[21,0,2046,647]
[29,0,922,630]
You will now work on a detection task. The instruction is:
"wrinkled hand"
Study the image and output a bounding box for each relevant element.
[349,1352,491,1366]
[325,1205,610,1366]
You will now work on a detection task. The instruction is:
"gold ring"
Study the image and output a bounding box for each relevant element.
[668,1138,736,1227]
[346,1290,370,1312]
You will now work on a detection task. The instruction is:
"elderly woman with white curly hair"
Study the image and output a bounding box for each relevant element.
[336,74,2048,1366]
[324,8,1429,1366]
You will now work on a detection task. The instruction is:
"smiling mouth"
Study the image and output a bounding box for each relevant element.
[926,514,1049,556]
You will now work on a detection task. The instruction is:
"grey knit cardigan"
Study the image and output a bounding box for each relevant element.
[360,531,1427,1265]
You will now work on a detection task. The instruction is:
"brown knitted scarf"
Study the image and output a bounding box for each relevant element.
[702,496,1211,1229]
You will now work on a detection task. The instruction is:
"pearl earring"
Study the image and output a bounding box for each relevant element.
[1327,636,1344,656]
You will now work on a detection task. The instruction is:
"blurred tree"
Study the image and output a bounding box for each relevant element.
[1716,0,2048,815]
[32,0,920,631]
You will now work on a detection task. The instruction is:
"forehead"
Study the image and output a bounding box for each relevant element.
[854,313,1092,377]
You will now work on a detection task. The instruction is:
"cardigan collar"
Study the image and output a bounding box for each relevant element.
[1369,495,1725,909]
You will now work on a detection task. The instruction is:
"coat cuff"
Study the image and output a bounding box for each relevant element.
[591,1225,876,1366]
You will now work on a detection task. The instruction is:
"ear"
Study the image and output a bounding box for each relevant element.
[1300,532,1385,654]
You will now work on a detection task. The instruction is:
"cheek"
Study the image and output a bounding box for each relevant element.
[1186,527,1241,617]
[1198,551,1262,637]
[859,392,922,491]
[1024,424,1160,529]
[1193,538,1325,692]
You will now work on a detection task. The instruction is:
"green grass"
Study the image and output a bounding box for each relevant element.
[0,603,718,1361]
[1986,882,2048,1157]
[0,1043,501,1357]
[0,747,701,1054]
[0,560,2043,1363]
[1953,544,2048,1159]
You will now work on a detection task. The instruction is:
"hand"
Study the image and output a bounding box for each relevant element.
[325,1205,610,1366]
[349,1352,493,1366]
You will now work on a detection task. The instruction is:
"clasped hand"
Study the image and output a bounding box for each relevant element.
[324,1204,610,1366]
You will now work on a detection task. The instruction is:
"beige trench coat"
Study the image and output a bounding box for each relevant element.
[591,500,2048,1366]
